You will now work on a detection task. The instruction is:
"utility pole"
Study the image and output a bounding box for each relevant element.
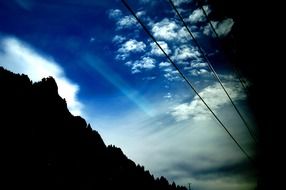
[188,182,192,190]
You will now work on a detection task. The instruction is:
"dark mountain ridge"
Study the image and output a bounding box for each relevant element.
[0,66,186,190]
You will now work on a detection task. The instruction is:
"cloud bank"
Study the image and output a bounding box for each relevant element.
[171,81,246,121]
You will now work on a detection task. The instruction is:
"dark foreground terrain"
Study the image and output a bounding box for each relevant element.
[0,66,186,190]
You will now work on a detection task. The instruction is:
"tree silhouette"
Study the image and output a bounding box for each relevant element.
[0,66,187,190]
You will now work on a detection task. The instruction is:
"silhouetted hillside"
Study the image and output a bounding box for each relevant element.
[0,66,187,190]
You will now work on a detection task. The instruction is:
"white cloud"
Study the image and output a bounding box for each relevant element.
[115,53,129,61]
[189,68,209,76]
[89,37,95,42]
[164,92,172,99]
[203,18,235,37]
[188,5,211,23]
[108,9,138,30]
[136,11,146,17]
[184,60,208,73]
[150,41,171,56]
[164,68,173,73]
[116,15,137,30]
[151,18,191,42]
[159,62,171,68]
[125,61,132,66]
[191,61,208,68]
[117,39,146,60]
[177,27,191,42]
[196,68,208,74]
[171,103,195,121]
[118,39,146,53]
[163,69,180,81]
[171,82,246,121]
[112,35,126,44]
[108,9,122,19]
[142,76,156,80]
[173,0,191,6]
[151,18,179,41]
[172,45,201,62]
[130,56,156,74]
[183,66,192,70]
[0,37,83,116]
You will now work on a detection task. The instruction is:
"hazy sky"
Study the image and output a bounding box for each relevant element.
[0,0,257,189]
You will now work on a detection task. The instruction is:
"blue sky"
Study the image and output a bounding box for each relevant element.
[0,0,257,189]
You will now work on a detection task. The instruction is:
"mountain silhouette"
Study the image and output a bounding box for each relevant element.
[0,66,187,190]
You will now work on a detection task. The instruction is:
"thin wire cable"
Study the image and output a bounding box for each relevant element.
[121,0,254,164]
[168,0,258,143]
[197,0,248,90]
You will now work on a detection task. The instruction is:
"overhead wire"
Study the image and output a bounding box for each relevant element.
[121,0,254,164]
[196,0,248,91]
[168,0,258,143]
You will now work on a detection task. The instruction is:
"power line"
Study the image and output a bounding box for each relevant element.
[197,0,220,42]
[196,0,248,91]
[168,0,258,143]
[121,0,254,164]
